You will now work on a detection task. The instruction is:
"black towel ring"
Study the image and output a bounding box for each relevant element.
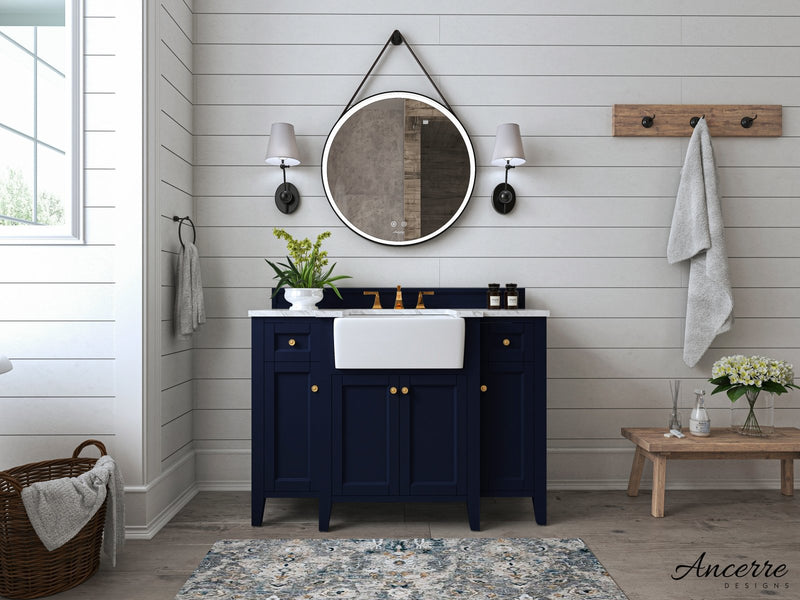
[172,215,196,249]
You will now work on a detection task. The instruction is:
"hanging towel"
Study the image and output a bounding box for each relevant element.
[667,117,734,367]
[175,241,206,337]
[21,455,125,566]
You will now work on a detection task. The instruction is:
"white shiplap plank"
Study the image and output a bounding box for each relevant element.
[194,318,251,349]
[0,322,114,358]
[0,284,115,320]
[0,398,113,435]
[195,14,440,45]
[162,380,193,425]
[0,247,114,283]
[194,348,251,380]
[548,318,682,349]
[0,436,116,472]
[191,0,800,17]
[161,411,192,459]
[194,408,250,440]
[202,287,271,318]
[441,15,681,45]
[194,378,251,410]
[0,360,114,397]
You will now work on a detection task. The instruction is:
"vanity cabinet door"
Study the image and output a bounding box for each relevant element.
[400,374,467,496]
[479,361,535,493]
[263,362,328,493]
[333,375,397,496]
[332,373,466,498]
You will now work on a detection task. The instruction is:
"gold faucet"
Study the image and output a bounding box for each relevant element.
[363,291,382,309]
[394,285,404,309]
[416,291,434,309]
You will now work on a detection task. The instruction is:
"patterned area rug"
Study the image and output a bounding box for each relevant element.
[175,537,628,599]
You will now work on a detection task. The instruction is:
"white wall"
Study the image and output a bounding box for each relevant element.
[189,0,800,490]
[0,2,144,492]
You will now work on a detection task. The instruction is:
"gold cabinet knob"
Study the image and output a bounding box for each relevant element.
[311,384,318,393]
[502,338,510,346]
[288,338,296,347]
[480,385,488,392]
[389,386,398,395]
[401,387,409,395]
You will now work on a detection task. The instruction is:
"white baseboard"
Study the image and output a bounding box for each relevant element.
[123,449,198,539]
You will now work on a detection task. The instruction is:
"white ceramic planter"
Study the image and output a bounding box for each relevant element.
[284,287,324,311]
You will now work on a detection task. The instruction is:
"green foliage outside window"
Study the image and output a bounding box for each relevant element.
[0,168,64,226]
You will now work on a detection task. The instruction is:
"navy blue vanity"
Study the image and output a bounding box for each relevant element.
[250,288,548,531]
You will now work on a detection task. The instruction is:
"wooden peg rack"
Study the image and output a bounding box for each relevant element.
[612,104,782,137]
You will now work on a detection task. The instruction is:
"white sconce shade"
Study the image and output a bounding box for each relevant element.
[491,123,526,167]
[265,123,301,166]
[0,355,12,375]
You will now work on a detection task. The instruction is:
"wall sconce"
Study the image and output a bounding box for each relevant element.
[265,122,301,214]
[0,355,12,375]
[491,123,526,214]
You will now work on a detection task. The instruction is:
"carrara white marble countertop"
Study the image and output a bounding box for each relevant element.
[248,308,550,318]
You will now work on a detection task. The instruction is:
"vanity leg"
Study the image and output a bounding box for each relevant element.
[467,497,480,531]
[533,494,547,525]
[251,496,266,527]
[318,496,332,532]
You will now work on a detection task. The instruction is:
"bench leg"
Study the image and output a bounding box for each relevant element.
[651,454,667,518]
[627,447,646,497]
[781,459,794,496]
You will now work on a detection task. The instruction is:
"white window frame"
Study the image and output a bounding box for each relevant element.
[0,0,83,244]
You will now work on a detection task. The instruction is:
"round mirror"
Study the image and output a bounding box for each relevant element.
[322,92,476,246]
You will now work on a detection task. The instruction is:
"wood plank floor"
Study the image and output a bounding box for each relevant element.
[45,490,799,599]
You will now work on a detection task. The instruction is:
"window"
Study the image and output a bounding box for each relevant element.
[0,0,82,243]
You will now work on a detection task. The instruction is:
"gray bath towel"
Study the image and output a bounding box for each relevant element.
[667,117,734,367]
[175,241,206,336]
[21,455,125,566]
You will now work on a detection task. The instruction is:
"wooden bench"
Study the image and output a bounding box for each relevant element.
[621,427,800,517]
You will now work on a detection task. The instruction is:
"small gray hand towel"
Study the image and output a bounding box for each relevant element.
[667,117,734,367]
[21,455,125,566]
[175,241,206,337]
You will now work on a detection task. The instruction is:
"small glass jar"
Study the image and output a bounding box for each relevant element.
[504,283,519,309]
[487,283,501,310]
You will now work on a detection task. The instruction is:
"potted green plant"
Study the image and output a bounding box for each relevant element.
[266,228,350,310]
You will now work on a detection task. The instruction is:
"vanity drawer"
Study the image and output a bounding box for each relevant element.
[268,322,320,362]
[481,321,531,363]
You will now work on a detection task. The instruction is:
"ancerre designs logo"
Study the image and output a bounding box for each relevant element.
[671,552,790,592]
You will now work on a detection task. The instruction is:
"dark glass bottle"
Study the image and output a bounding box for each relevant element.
[487,283,501,310]
[505,283,519,309]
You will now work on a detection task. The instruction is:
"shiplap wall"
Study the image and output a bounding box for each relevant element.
[158,0,194,474]
[191,0,800,489]
[0,2,145,488]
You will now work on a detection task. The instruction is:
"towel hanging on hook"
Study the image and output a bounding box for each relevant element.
[173,216,196,249]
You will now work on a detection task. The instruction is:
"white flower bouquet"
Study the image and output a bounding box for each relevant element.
[710,354,799,436]
[709,354,798,401]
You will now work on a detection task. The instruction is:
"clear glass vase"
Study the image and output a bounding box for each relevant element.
[737,389,775,437]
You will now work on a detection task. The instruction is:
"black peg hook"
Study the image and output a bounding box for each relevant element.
[641,114,655,128]
[741,114,758,128]
[689,114,705,128]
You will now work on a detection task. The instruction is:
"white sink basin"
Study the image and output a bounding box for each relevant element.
[333,313,465,369]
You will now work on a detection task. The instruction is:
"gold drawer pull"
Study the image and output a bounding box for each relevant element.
[401,387,409,395]
[288,338,296,347]
[480,385,488,392]
[389,386,398,395]
[311,385,319,393]
[502,338,510,346]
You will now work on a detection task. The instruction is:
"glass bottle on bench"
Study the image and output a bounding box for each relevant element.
[689,389,710,437]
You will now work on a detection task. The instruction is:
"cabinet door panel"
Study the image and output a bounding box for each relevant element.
[266,363,320,492]
[333,375,397,496]
[401,375,466,496]
[480,361,535,493]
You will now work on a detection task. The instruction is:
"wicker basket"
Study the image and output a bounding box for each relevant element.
[0,440,108,599]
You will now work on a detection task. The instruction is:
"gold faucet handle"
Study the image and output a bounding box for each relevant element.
[363,291,382,309]
[394,285,404,309]
[415,291,435,309]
